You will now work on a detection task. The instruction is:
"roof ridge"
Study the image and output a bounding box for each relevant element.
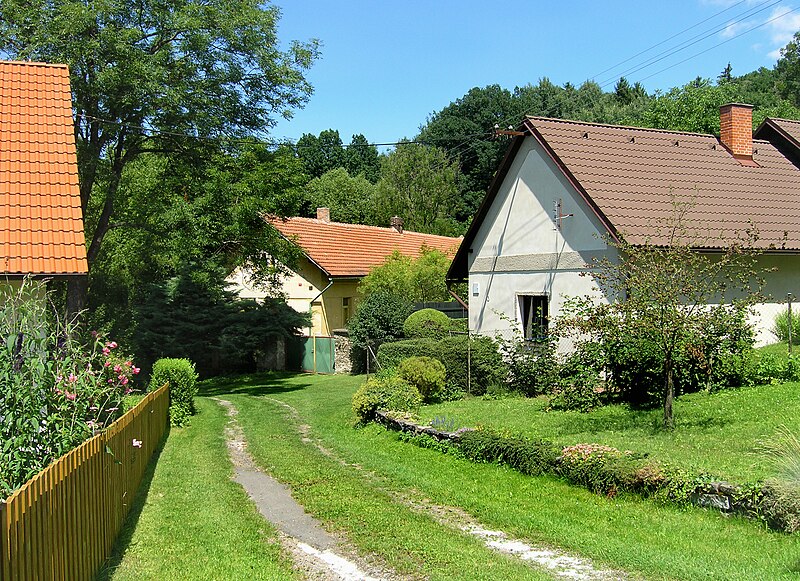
[767,117,800,124]
[0,60,69,69]
[525,116,716,139]
[269,216,462,241]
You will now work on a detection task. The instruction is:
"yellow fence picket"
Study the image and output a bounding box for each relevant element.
[0,383,169,581]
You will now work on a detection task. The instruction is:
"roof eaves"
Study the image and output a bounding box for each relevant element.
[267,220,333,279]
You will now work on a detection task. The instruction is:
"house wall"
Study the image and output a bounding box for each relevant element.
[227,259,362,337]
[467,138,611,348]
[467,137,800,348]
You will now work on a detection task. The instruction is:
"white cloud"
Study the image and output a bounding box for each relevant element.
[765,5,800,47]
[721,20,749,38]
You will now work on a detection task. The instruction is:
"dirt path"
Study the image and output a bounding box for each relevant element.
[214,398,392,581]
[266,397,632,581]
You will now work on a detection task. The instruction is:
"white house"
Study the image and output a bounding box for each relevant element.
[447,104,800,347]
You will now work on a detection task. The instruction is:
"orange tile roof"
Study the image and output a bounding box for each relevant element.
[269,216,462,277]
[0,61,87,276]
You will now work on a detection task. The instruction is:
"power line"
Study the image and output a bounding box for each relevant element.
[597,0,784,88]
[76,112,492,150]
[635,4,800,84]
[590,0,753,81]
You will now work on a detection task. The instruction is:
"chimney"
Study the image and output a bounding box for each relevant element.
[390,216,404,234]
[719,103,754,161]
[316,207,330,223]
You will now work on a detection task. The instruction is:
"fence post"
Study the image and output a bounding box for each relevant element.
[789,293,793,356]
[0,500,7,581]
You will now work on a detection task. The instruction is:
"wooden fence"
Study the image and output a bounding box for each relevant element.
[0,383,170,581]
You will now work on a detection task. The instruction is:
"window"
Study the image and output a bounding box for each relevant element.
[342,297,352,323]
[519,295,548,340]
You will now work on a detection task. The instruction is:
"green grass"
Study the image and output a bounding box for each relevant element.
[99,397,296,581]
[201,372,800,580]
[420,380,800,482]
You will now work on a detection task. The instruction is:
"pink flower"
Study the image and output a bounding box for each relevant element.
[125,361,132,367]
[56,375,63,383]
[107,379,114,384]
[132,367,140,375]
[124,387,132,395]
[91,330,98,338]
[113,364,122,373]
[108,341,118,349]
[65,392,76,401]
[68,373,78,383]
[104,361,111,367]
[132,439,142,448]
[121,377,129,386]
[55,387,63,395]
[102,347,110,355]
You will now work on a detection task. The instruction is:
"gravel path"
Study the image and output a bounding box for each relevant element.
[214,398,390,581]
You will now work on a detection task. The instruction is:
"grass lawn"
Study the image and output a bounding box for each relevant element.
[99,397,297,581]
[420,380,800,483]
[201,372,800,580]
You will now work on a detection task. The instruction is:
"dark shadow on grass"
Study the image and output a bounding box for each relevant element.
[95,427,170,581]
[197,371,314,397]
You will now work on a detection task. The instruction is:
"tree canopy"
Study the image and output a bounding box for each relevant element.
[0,0,319,312]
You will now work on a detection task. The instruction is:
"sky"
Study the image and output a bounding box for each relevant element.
[270,0,800,146]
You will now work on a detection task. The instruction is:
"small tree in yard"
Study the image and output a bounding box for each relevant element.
[560,200,767,429]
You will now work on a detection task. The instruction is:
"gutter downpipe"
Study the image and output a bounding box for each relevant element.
[309,277,333,373]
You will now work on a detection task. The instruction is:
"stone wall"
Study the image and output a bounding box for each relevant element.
[333,330,352,374]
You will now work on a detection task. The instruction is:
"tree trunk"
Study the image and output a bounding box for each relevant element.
[66,276,88,324]
[663,358,675,430]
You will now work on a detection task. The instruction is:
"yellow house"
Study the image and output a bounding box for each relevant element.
[230,208,461,336]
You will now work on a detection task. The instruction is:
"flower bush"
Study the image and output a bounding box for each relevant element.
[0,280,140,497]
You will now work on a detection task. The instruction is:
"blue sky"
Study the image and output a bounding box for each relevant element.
[271,0,800,146]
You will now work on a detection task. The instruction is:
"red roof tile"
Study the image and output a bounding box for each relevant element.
[0,61,87,276]
[525,116,800,249]
[269,217,462,277]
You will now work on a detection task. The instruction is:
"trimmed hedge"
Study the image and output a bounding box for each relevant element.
[403,309,452,340]
[149,358,198,427]
[377,335,506,396]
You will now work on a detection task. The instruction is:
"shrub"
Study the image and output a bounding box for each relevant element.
[351,375,422,423]
[377,335,506,396]
[496,331,560,396]
[458,429,559,476]
[348,290,412,373]
[772,308,800,343]
[403,309,451,340]
[377,338,438,369]
[435,335,506,396]
[150,358,198,427]
[548,374,602,412]
[397,356,446,402]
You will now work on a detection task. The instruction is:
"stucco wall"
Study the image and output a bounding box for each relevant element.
[467,137,796,348]
[468,138,610,346]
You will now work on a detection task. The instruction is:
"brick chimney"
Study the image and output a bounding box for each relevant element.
[390,216,403,234]
[316,207,330,223]
[719,103,754,161]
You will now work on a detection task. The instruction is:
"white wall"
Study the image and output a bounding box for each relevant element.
[468,138,610,347]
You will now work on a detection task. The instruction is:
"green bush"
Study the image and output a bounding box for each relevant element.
[397,356,446,402]
[378,335,505,396]
[403,309,451,340]
[351,375,421,423]
[435,335,506,396]
[772,308,800,343]
[150,358,198,427]
[449,318,468,334]
[377,338,438,369]
[458,429,559,476]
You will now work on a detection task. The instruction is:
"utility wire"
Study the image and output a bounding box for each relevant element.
[591,0,754,81]
[597,0,784,88]
[635,4,800,84]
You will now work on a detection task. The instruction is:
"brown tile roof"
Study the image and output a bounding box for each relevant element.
[0,61,87,276]
[525,116,800,249]
[268,216,462,277]
[761,117,800,147]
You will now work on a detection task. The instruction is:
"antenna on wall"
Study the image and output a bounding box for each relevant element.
[552,199,573,231]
